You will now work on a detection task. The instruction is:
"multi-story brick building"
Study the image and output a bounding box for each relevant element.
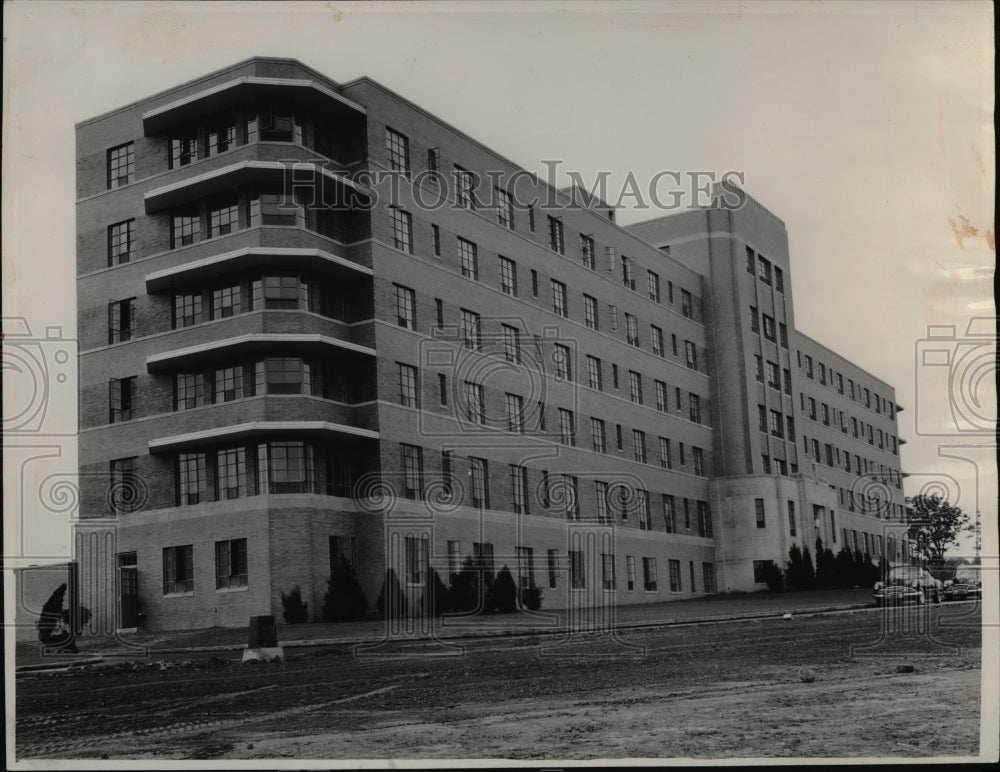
[75,58,908,631]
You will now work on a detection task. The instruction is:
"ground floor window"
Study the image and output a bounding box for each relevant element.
[643,557,658,592]
[702,562,717,593]
[752,559,771,584]
[547,549,558,589]
[215,538,248,589]
[163,544,194,594]
[668,559,682,592]
[569,550,586,589]
[626,556,636,591]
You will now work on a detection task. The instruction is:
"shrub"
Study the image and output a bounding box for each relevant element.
[835,547,856,587]
[491,566,518,614]
[376,568,407,619]
[322,558,368,622]
[760,560,784,592]
[785,544,806,590]
[801,546,817,588]
[280,585,310,624]
[519,584,543,611]
[815,539,837,589]
[36,583,70,646]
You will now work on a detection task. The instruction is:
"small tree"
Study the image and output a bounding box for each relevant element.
[36,583,71,647]
[815,538,837,589]
[322,558,368,622]
[907,494,972,561]
[801,546,816,589]
[419,569,451,617]
[761,560,784,592]
[491,566,518,614]
[785,544,805,590]
[449,557,484,613]
[835,547,856,587]
[280,585,310,624]
[376,568,408,619]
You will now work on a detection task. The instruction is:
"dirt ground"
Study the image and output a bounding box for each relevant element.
[15,604,982,761]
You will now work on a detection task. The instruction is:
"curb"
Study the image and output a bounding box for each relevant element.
[22,600,877,664]
[16,657,104,673]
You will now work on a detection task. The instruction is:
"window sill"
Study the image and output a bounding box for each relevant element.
[216,585,249,594]
[163,591,194,598]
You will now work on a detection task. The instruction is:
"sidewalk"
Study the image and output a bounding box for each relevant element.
[16,588,875,668]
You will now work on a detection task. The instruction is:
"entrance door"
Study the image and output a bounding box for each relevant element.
[117,552,138,629]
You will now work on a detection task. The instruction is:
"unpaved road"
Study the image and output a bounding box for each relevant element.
[16,604,982,761]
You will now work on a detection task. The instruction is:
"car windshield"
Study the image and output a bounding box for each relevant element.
[886,569,924,583]
[954,568,981,584]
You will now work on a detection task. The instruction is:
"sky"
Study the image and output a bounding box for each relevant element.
[2,0,995,563]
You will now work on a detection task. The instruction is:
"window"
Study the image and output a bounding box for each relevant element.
[616,423,623,451]
[750,306,760,334]
[385,127,410,173]
[648,270,661,302]
[628,370,643,404]
[107,142,135,189]
[651,326,664,357]
[561,475,580,519]
[502,324,521,363]
[516,546,535,590]
[107,298,135,344]
[609,305,619,331]
[108,220,135,265]
[786,415,796,441]
[601,553,616,590]
[663,495,676,532]
[261,357,310,395]
[551,280,567,317]
[215,538,248,589]
[758,255,772,284]
[621,256,635,289]
[659,437,672,469]
[643,558,658,591]
[697,500,712,537]
[171,211,200,248]
[460,309,482,350]
[703,563,717,593]
[393,284,416,329]
[441,450,455,495]
[531,269,539,297]
[626,556,637,591]
[174,373,206,410]
[580,234,595,269]
[761,455,772,474]
[689,394,701,424]
[252,275,309,310]
[554,344,572,381]
[445,540,461,578]
[779,323,788,348]
[774,266,784,293]
[398,363,418,407]
[163,545,194,594]
[685,341,698,370]
[389,207,413,253]
[693,447,705,476]
[547,549,558,589]
[109,376,137,422]
[765,360,780,389]
[583,295,599,329]
[173,292,203,328]
[681,290,693,319]
[208,200,240,238]
[404,535,428,585]
[783,368,793,395]
[216,447,246,499]
[495,187,514,228]
[595,481,610,523]
[668,559,682,592]
[427,147,440,173]
[177,452,208,505]
[808,397,817,420]
[753,560,772,584]
[625,314,639,347]
[633,429,647,463]
[755,498,766,528]
[498,256,517,296]
[109,457,138,514]
[637,489,650,530]
[454,166,475,208]
[591,418,607,453]
[506,393,525,434]
[558,408,575,446]
[511,465,529,513]
[464,380,485,425]
[570,550,586,589]
[587,356,603,391]
[470,457,489,508]
[762,314,776,341]
[678,441,686,467]
[787,501,797,536]
[655,381,668,412]
[746,245,756,273]
[256,441,313,494]
[458,237,479,280]
[548,216,564,254]
[770,410,784,437]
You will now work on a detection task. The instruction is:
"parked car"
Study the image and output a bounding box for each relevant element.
[942,567,982,601]
[874,565,944,605]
